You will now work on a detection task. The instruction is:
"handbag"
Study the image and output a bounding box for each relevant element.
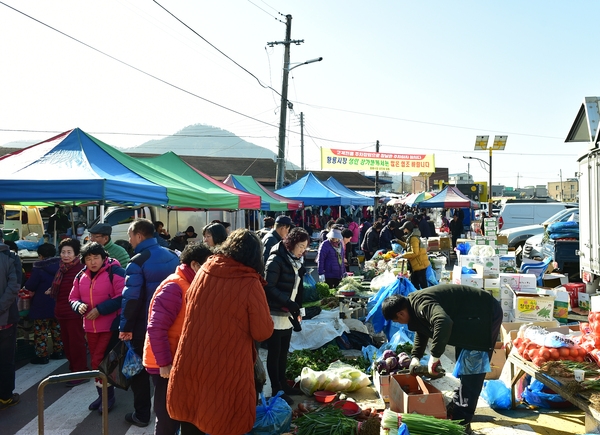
[254,357,267,394]
[98,341,131,390]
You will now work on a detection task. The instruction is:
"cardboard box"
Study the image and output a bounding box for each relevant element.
[452,265,483,288]
[389,374,446,419]
[499,273,537,291]
[514,294,555,322]
[542,273,568,288]
[460,255,500,278]
[501,320,560,348]
[427,237,440,251]
[373,369,390,402]
[497,235,509,245]
[500,298,514,311]
[486,342,506,380]
[485,278,500,289]
[538,288,569,325]
[439,237,451,250]
[579,293,591,311]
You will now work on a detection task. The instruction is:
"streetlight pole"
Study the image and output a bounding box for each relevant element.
[268,16,322,190]
[472,135,507,215]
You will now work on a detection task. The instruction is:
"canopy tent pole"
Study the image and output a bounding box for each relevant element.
[70,202,76,238]
[52,205,58,249]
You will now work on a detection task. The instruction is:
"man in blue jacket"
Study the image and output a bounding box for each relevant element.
[119,219,179,427]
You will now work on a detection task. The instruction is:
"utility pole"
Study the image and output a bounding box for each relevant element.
[300,112,304,170]
[560,169,564,201]
[268,15,304,190]
[374,140,380,224]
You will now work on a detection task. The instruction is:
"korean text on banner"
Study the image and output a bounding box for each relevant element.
[320,148,435,173]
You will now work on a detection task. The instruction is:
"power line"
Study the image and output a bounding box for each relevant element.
[246,0,283,22]
[293,101,565,140]
[0,1,280,131]
[152,0,282,97]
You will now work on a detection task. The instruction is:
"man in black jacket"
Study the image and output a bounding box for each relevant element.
[382,284,502,433]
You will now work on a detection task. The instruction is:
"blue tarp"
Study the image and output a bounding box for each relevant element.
[322,177,373,206]
[275,172,353,206]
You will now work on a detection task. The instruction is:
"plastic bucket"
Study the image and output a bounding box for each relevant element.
[563,283,585,308]
[431,257,447,269]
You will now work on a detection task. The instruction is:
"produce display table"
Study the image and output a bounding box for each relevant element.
[507,352,600,431]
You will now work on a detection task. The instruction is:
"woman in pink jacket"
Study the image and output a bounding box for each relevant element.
[69,242,125,414]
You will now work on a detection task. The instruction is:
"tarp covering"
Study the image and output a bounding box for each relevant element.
[223,174,303,211]
[322,177,373,206]
[274,172,351,206]
[0,128,169,205]
[419,186,480,209]
[137,152,261,210]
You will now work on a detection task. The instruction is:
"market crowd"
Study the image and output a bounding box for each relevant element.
[0,203,492,435]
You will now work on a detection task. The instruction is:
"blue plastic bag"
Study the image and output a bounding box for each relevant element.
[122,341,144,379]
[521,379,570,408]
[366,276,416,338]
[302,272,319,302]
[250,391,292,435]
[425,265,438,286]
[452,349,491,376]
[457,243,471,255]
[481,380,511,410]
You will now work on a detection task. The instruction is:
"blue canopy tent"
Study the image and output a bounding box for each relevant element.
[322,177,373,206]
[0,128,170,205]
[274,172,352,206]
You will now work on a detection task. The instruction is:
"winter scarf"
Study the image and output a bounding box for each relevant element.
[50,257,81,299]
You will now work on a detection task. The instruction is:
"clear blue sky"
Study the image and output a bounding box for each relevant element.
[1,0,598,189]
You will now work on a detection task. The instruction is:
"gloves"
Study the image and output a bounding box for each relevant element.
[318,274,325,283]
[408,357,421,375]
[428,356,441,375]
[285,300,300,315]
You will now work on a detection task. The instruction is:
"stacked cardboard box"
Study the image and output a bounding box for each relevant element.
[498,273,538,322]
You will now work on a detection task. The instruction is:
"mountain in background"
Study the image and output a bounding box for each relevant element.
[122,124,279,160]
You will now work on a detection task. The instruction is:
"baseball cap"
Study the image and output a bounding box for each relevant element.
[275,215,294,227]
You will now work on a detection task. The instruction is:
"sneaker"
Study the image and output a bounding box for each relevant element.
[0,394,20,410]
[125,412,150,428]
[31,356,50,365]
[49,351,65,360]
[66,378,90,387]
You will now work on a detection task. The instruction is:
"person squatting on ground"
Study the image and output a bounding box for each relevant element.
[167,229,273,435]
[381,284,503,433]
[69,242,125,413]
[46,239,89,386]
[143,243,212,435]
[119,218,180,428]
[264,227,309,406]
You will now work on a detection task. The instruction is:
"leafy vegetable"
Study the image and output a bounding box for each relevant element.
[316,282,333,299]
[286,345,344,380]
[295,406,358,435]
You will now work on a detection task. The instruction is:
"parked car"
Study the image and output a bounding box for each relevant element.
[522,233,544,261]
[499,208,579,265]
[497,201,577,231]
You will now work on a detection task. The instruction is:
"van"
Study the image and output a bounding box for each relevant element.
[497,202,576,231]
[1,205,44,240]
[82,206,244,242]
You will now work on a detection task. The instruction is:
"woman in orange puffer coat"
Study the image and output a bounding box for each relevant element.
[167,230,274,435]
[143,243,212,435]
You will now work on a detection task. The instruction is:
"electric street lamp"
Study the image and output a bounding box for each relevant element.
[469,135,507,214]
[275,56,323,190]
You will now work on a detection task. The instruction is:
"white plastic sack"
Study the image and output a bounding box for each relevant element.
[370,270,396,292]
[289,310,349,352]
[298,361,371,396]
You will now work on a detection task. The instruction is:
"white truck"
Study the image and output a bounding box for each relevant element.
[82,206,246,242]
[569,97,600,292]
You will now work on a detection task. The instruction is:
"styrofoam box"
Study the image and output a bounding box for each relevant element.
[485,278,500,289]
[500,298,514,310]
[502,310,514,322]
[499,273,537,290]
[591,295,600,313]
